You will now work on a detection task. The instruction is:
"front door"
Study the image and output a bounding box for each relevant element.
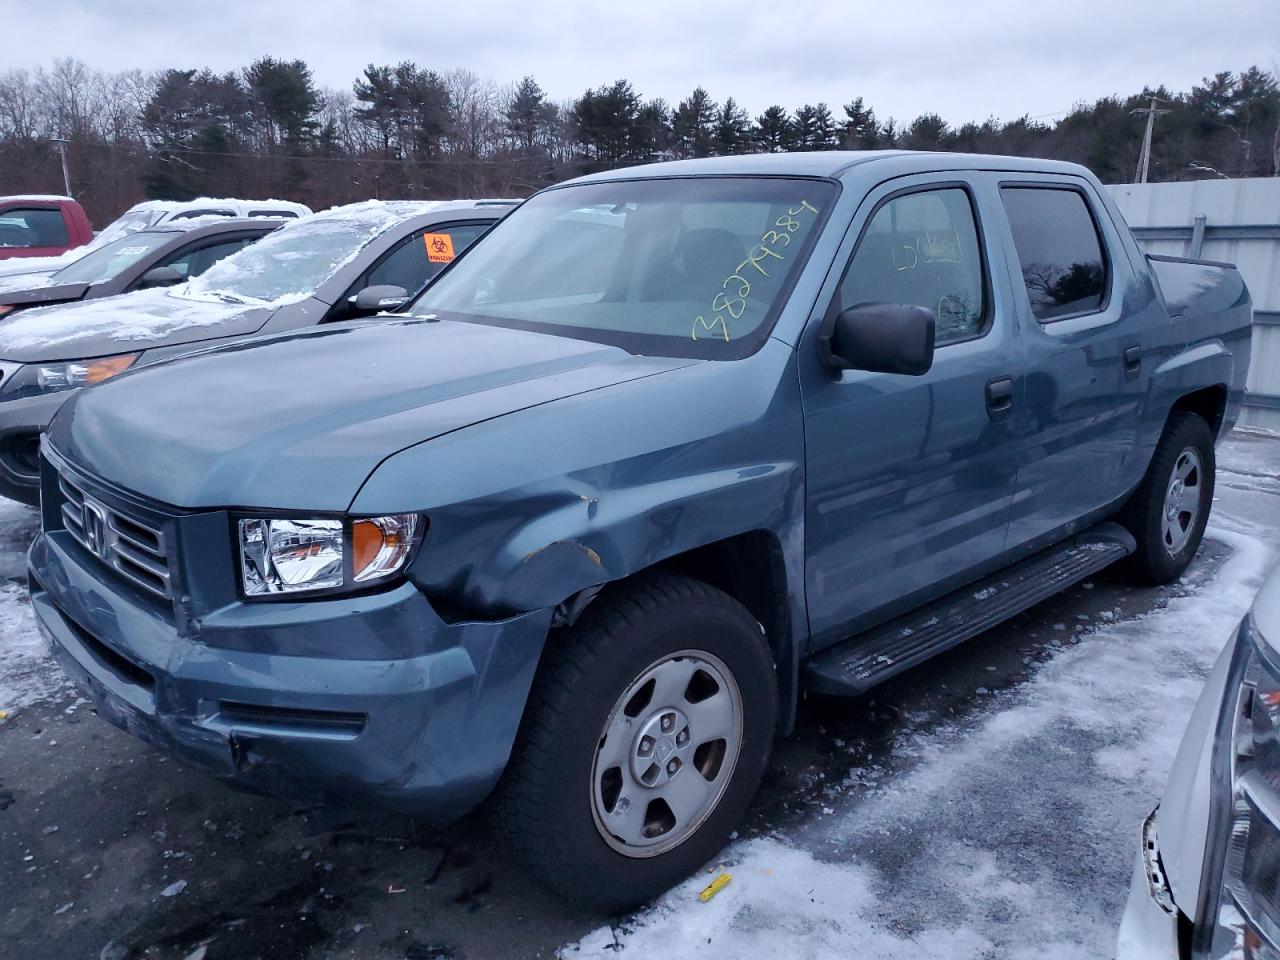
[799,176,1021,647]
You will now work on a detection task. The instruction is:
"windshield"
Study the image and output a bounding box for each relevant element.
[51,231,173,284]
[94,208,165,247]
[414,177,835,359]
[186,205,409,304]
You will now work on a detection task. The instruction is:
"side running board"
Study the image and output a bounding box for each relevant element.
[803,522,1136,697]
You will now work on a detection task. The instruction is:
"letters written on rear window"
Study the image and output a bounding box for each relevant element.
[839,188,986,345]
[1001,187,1107,321]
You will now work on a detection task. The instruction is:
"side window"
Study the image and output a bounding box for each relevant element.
[159,238,255,280]
[0,208,69,249]
[1000,187,1107,321]
[838,188,986,345]
[366,222,492,296]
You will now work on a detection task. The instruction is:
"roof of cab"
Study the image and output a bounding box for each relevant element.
[561,150,1095,184]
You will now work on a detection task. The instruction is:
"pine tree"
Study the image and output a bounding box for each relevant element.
[672,87,716,158]
[504,76,555,153]
[713,97,751,155]
[754,105,793,152]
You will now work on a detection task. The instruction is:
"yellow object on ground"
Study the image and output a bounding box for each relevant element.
[699,873,732,902]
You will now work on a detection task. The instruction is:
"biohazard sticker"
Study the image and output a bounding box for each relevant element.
[424,232,455,263]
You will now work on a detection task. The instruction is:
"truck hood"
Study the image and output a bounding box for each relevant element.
[48,318,695,511]
[0,286,273,362]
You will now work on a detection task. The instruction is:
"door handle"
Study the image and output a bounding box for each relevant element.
[986,377,1014,416]
[1124,346,1142,379]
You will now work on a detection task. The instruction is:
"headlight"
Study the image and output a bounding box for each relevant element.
[238,514,422,598]
[0,352,140,401]
[1206,618,1280,958]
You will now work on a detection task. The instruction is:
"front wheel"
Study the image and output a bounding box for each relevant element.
[493,573,777,912]
[1120,410,1216,584]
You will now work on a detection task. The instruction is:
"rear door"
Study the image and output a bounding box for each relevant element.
[799,174,1022,646]
[993,176,1143,552]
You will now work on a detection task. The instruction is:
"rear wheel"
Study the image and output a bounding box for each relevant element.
[1120,411,1215,584]
[493,573,777,911]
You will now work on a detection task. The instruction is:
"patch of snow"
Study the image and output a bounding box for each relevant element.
[0,286,255,353]
[0,257,73,279]
[0,503,69,712]
[0,271,57,295]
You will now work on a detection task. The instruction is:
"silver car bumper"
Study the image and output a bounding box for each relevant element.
[1117,807,1183,960]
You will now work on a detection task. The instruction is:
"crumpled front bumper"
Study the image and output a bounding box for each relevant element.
[1117,807,1185,960]
[28,527,554,823]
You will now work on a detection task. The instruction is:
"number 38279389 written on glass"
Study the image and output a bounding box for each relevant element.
[692,200,819,343]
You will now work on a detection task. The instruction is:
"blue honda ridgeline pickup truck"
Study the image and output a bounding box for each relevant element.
[29,152,1252,909]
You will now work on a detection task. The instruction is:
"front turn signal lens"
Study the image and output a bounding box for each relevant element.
[352,514,421,583]
[35,352,141,391]
[83,353,140,383]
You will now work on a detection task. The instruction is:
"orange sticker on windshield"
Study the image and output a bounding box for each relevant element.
[424,232,456,263]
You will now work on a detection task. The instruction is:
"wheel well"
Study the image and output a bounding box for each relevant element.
[654,531,792,663]
[1170,385,1227,436]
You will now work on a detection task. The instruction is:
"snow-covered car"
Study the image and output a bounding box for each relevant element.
[1117,560,1280,959]
[0,198,312,280]
[0,199,513,503]
[0,217,280,315]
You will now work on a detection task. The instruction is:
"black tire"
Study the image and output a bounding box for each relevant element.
[1119,410,1216,585]
[492,572,777,912]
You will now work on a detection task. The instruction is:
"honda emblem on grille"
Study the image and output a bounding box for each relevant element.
[82,499,110,560]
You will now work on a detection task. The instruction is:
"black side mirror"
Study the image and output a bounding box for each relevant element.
[138,265,184,289]
[825,303,936,375]
[349,284,410,314]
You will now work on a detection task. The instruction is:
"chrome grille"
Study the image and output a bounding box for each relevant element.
[59,470,172,600]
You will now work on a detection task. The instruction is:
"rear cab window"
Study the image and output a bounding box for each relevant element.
[837,186,987,346]
[0,207,69,249]
[1000,187,1108,321]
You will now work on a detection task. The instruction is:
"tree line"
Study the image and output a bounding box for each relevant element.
[1,57,1277,227]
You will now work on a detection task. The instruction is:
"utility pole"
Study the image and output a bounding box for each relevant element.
[1131,98,1170,184]
[50,137,73,198]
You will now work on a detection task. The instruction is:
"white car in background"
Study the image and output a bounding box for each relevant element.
[0,198,312,279]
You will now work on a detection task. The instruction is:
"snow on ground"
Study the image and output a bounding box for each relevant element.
[0,501,68,711]
[563,456,1279,958]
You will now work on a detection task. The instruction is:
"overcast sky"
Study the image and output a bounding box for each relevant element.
[3,0,1278,126]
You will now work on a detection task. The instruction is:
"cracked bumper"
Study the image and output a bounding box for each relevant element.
[1116,806,1183,960]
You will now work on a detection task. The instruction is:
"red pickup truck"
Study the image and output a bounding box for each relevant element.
[0,196,93,261]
